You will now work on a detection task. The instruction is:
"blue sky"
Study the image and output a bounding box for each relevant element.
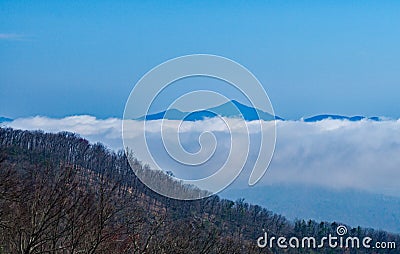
[1,1,400,119]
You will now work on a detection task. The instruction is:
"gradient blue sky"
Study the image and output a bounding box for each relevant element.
[1,1,400,119]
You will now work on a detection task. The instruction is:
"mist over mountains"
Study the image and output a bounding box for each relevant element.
[2,101,400,232]
[221,184,400,233]
[3,103,399,233]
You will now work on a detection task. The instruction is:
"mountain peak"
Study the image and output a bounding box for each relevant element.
[138,100,282,121]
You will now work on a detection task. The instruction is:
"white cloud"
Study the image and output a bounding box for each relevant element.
[8,115,123,149]
[5,116,400,197]
[260,119,400,197]
[0,33,26,40]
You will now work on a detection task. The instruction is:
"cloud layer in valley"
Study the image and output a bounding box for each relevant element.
[5,115,400,197]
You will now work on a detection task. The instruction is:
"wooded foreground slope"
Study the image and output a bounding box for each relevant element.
[0,128,399,253]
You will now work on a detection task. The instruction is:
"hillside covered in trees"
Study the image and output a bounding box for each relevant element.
[0,127,399,253]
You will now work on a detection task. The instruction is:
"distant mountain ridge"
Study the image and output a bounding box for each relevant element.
[0,117,13,123]
[138,100,283,121]
[303,114,381,122]
[138,101,383,122]
[1,112,384,124]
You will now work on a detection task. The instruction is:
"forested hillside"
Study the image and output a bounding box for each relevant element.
[0,128,399,253]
